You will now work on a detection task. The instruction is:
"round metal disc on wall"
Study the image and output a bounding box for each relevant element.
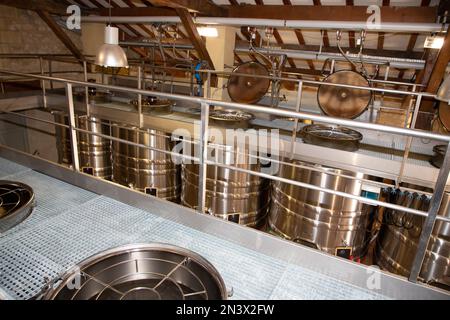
[227,62,270,104]
[317,70,372,119]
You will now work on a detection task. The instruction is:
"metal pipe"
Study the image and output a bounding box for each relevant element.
[65,83,80,171]
[137,65,143,128]
[197,102,210,214]
[0,69,447,142]
[397,95,422,186]
[290,80,303,158]
[120,41,194,50]
[81,16,444,33]
[409,140,450,281]
[83,61,89,117]
[235,47,426,70]
[48,60,54,89]
[118,40,427,70]
[39,57,47,109]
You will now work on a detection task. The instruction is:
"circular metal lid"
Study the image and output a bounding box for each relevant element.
[227,62,270,104]
[209,109,254,122]
[130,97,172,109]
[438,101,450,132]
[0,181,34,233]
[302,124,363,142]
[43,243,227,300]
[317,70,372,119]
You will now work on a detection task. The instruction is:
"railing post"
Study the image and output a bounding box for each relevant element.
[138,65,143,128]
[409,140,450,282]
[397,94,422,186]
[65,83,80,171]
[290,80,303,159]
[48,60,54,89]
[39,57,47,109]
[83,60,90,117]
[206,71,211,99]
[403,84,417,129]
[197,102,210,214]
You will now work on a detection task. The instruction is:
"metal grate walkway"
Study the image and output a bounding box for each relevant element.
[0,157,389,300]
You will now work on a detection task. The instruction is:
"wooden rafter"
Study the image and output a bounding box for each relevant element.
[103,5,436,23]
[312,0,330,48]
[0,0,96,15]
[253,0,296,69]
[36,10,85,64]
[293,31,316,71]
[147,0,227,16]
[176,8,215,69]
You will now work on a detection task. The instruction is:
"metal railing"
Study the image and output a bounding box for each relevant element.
[0,68,448,285]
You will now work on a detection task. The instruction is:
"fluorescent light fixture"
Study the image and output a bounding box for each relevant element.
[197,26,218,38]
[95,26,129,68]
[424,35,445,49]
[437,74,450,103]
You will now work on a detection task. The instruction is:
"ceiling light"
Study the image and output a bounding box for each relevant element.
[95,25,129,68]
[197,26,218,38]
[424,35,445,49]
[95,0,128,68]
[436,74,450,103]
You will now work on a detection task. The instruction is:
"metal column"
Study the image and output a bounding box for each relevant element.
[65,83,80,171]
[290,80,303,159]
[197,102,210,213]
[409,140,450,281]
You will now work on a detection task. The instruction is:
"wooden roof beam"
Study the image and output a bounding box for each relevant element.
[176,8,215,69]
[0,0,97,16]
[102,5,436,23]
[147,0,227,17]
[36,10,85,64]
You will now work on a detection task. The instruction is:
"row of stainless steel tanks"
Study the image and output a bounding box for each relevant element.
[52,111,449,290]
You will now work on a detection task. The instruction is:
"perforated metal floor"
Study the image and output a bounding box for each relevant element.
[0,157,389,300]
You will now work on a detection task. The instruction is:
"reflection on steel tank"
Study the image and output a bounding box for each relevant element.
[52,111,112,179]
[268,159,372,259]
[376,187,450,289]
[181,142,271,228]
[111,122,181,202]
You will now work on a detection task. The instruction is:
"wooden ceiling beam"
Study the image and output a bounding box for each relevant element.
[424,30,450,96]
[101,5,436,22]
[176,8,215,69]
[147,0,227,17]
[36,10,85,64]
[0,0,95,16]
[292,30,315,71]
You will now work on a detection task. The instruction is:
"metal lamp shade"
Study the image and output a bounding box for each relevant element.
[95,26,128,68]
[436,74,450,103]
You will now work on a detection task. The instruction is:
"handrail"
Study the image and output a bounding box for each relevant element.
[0,69,445,141]
[0,68,448,285]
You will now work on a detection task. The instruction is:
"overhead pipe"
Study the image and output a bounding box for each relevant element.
[81,16,444,33]
[119,40,426,69]
[235,47,427,69]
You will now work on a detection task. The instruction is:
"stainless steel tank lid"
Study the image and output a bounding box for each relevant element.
[301,124,363,141]
[209,109,254,122]
[42,243,227,300]
[0,181,35,233]
[317,70,372,119]
[130,97,172,108]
